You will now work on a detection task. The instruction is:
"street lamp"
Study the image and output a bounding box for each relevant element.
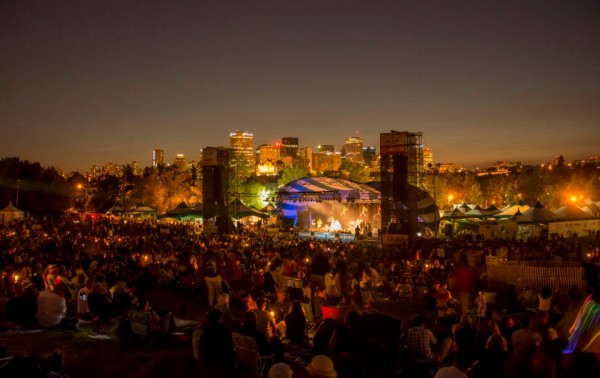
[77,183,88,211]
[16,179,20,207]
[448,194,454,209]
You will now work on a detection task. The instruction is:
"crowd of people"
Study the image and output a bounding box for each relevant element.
[0,215,598,377]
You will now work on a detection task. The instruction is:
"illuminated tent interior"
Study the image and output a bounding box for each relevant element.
[277,177,381,231]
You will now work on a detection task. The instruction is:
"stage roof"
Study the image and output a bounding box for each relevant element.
[277,177,380,203]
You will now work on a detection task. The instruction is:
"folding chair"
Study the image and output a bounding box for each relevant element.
[232,332,274,378]
[128,310,154,349]
[301,301,314,324]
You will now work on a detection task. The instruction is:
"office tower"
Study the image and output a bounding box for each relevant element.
[318,144,335,153]
[315,151,342,172]
[298,147,313,172]
[258,144,281,164]
[342,134,364,163]
[281,137,299,158]
[229,130,255,167]
[363,146,377,166]
[174,154,186,168]
[152,149,164,167]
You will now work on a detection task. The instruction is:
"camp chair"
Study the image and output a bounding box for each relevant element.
[128,310,154,349]
[320,305,342,321]
[301,301,314,324]
[232,332,274,378]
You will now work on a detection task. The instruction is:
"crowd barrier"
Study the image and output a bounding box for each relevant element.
[487,263,585,296]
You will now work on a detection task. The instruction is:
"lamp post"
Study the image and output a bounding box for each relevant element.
[77,183,88,211]
[16,180,20,207]
[448,194,454,210]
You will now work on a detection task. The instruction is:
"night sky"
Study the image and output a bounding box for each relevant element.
[1,0,599,172]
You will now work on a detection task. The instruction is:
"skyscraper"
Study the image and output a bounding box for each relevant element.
[258,144,281,164]
[363,146,377,166]
[342,134,364,163]
[229,130,255,167]
[318,144,335,153]
[281,137,299,158]
[152,149,164,167]
[174,153,186,168]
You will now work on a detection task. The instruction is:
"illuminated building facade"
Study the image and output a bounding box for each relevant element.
[229,130,255,167]
[152,149,164,167]
[318,144,335,153]
[174,154,186,168]
[298,147,313,172]
[342,135,364,163]
[258,144,281,164]
[315,151,342,172]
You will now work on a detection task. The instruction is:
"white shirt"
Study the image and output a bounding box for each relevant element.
[434,366,467,378]
[37,289,66,327]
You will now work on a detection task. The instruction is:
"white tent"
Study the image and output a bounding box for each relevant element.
[523,201,560,222]
[496,204,530,218]
[555,205,595,220]
[1,202,24,225]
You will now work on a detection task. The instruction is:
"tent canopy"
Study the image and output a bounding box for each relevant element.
[503,209,534,223]
[555,205,595,220]
[442,208,469,220]
[278,176,380,203]
[229,199,268,219]
[1,202,24,225]
[523,201,560,222]
[497,204,530,218]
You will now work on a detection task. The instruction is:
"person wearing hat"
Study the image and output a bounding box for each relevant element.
[268,362,293,378]
[306,354,337,378]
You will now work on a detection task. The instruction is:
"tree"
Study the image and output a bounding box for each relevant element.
[278,166,308,187]
[240,180,267,210]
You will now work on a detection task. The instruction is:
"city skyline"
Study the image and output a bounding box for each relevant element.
[1,1,598,172]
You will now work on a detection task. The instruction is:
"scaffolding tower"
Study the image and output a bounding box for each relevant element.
[380,131,424,239]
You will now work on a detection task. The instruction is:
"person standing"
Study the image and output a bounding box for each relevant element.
[454,254,475,314]
[204,257,222,309]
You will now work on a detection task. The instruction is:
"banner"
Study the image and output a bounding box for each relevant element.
[298,231,311,240]
[382,234,409,245]
[549,219,600,237]
[339,233,356,243]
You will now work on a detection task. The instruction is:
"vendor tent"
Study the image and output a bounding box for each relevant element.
[466,205,485,218]
[229,199,268,219]
[458,203,472,213]
[582,203,600,217]
[481,204,502,216]
[523,201,560,222]
[497,203,530,218]
[0,202,24,225]
[505,209,533,223]
[131,206,157,218]
[106,204,124,215]
[442,208,470,220]
[555,205,595,220]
